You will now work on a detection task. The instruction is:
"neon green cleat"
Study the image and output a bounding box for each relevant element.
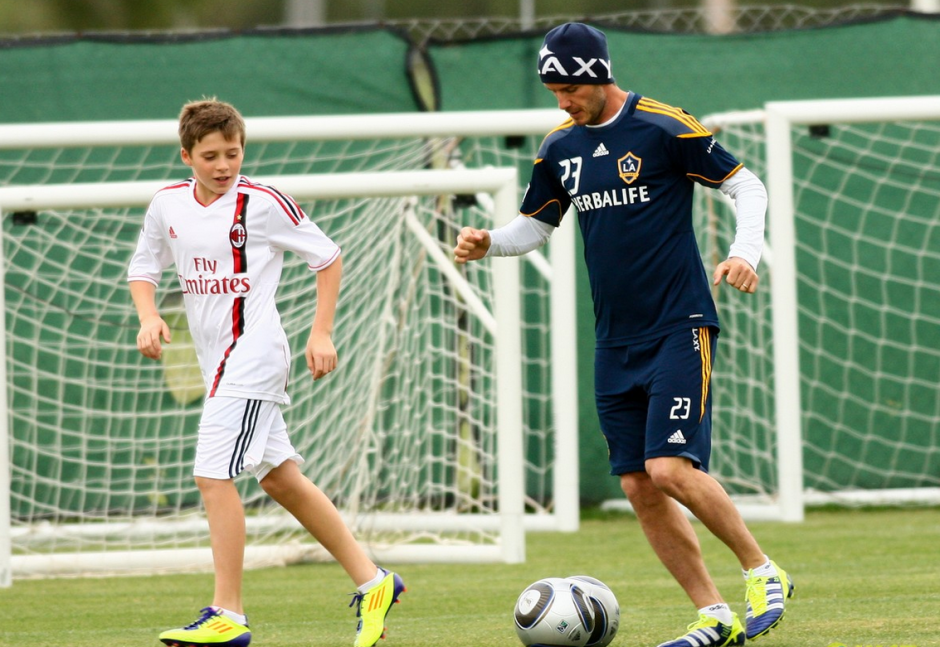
[349,570,406,647]
[745,560,795,640]
[656,612,745,647]
[159,607,251,647]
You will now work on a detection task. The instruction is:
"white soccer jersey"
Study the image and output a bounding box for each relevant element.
[128,175,341,404]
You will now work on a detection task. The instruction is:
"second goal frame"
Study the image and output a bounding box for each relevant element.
[765,95,940,521]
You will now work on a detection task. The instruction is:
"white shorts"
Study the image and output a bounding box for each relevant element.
[193,396,304,481]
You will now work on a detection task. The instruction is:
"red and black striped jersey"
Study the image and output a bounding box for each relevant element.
[128,175,340,403]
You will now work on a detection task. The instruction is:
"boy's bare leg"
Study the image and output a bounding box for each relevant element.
[196,476,246,614]
[261,460,377,585]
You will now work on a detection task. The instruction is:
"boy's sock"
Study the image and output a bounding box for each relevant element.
[357,567,387,593]
[214,607,248,626]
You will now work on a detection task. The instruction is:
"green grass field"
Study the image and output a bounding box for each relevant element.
[1,507,936,647]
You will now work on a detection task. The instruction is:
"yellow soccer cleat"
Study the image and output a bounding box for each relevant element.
[656,612,745,647]
[745,560,795,640]
[159,607,251,647]
[349,569,406,647]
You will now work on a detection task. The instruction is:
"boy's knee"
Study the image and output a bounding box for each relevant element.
[259,471,284,497]
[259,462,297,497]
[195,475,230,492]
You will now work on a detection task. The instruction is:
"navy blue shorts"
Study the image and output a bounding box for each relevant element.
[594,326,717,475]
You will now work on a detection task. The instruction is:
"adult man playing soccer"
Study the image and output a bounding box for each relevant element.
[129,99,403,647]
[454,23,793,647]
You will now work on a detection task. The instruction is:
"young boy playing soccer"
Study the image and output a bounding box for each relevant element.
[128,98,404,647]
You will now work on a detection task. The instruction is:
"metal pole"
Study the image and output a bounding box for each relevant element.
[703,0,736,34]
[520,0,535,30]
[284,0,325,26]
[910,0,940,11]
[0,209,11,586]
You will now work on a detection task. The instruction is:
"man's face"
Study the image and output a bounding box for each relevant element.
[180,130,244,205]
[544,83,608,126]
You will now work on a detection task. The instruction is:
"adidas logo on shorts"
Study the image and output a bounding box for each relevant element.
[667,430,687,444]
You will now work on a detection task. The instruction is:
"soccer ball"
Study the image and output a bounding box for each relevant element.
[513,577,596,647]
[566,575,620,647]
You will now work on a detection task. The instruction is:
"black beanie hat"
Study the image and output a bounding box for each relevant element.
[537,22,614,85]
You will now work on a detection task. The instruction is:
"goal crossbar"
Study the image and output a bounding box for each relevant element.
[0,109,567,150]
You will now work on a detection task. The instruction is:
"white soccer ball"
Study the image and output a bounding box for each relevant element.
[566,575,620,647]
[514,577,596,647]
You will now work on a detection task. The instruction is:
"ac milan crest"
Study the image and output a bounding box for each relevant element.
[229,222,247,248]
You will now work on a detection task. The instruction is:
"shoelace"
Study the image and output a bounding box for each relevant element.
[184,607,221,630]
[348,592,365,618]
[685,613,714,632]
[745,576,770,615]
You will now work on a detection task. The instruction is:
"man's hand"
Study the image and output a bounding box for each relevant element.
[453,227,491,264]
[713,256,758,293]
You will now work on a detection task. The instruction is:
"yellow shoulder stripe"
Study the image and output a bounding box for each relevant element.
[537,118,575,149]
[637,98,711,137]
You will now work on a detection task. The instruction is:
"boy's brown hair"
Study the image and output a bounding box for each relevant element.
[178,98,246,152]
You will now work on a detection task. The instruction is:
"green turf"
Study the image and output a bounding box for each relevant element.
[0,507,936,647]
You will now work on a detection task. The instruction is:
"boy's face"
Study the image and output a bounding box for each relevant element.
[180,131,244,205]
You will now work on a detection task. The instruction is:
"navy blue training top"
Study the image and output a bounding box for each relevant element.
[520,93,742,348]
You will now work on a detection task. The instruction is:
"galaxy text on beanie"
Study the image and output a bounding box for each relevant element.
[537,22,615,85]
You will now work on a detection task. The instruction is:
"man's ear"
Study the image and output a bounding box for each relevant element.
[180,147,192,167]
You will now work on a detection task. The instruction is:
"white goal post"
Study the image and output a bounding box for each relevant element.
[765,95,940,519]
[0,109,578,584]
[697,95,940,522]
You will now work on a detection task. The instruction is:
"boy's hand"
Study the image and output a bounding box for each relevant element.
[306,330,338,380]
[137,315,171,360]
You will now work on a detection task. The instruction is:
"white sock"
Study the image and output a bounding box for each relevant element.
[357,567,387,593]
[214,606,248,626]
[700,603,733,625]
[743,555,776,578]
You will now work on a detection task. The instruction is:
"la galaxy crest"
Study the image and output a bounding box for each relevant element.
[617,152,642,185]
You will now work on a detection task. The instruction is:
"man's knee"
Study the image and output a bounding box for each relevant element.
[620,471,666,509]
[645,456,697,497]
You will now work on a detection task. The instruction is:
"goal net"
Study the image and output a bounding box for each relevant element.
[0,109,578,583]
[695,96,940,519]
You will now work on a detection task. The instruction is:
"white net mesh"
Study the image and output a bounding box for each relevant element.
[1,127,560,575]
[697,109,940,504]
